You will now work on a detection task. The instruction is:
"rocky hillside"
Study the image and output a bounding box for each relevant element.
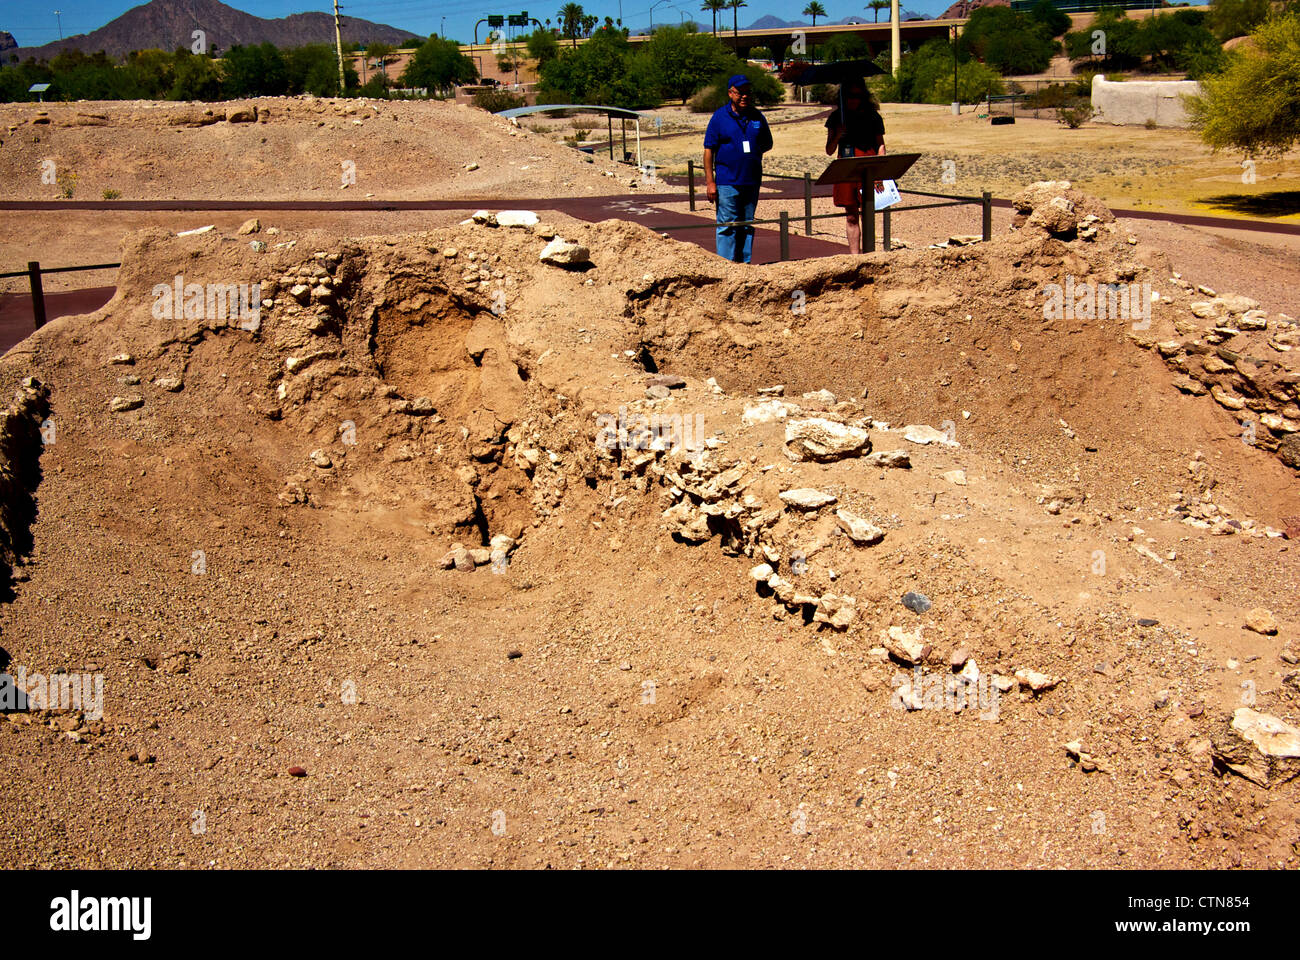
[7,0,417,62]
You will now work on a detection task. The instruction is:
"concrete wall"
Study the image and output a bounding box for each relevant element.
[1091,75,1202,128]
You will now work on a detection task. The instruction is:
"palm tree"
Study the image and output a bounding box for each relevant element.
[803,1,826,27]
[728,0,747,42]
[701,0,726,35]
[558,3,584,47]
[868,0,889,22]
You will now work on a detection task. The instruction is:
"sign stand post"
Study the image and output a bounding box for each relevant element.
[814,153,920,253]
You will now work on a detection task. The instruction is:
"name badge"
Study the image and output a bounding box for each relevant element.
[743,141,751,153]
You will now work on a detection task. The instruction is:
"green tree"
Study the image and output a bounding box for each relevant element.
[400,36,478,90]
[823,32,869,61]
[868,0,890,23]
[1065,7,1142,69]
[283,44,357,95]
[1188,9,1300,156]
[1028,0,1071,38]
[124,49,176,98]
[1208,0,1273,41]
[537,27,660,107]
[222,43,288,97]
[367,41,396,76]
[803,2,827,27]
[526,26,561,63]
[169,49,224,100]
[960,5,1058,74]
[645,25,733,102]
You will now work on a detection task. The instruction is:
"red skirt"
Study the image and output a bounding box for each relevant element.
[833,147,877,209]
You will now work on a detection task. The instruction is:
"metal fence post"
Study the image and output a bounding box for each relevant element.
[982,190,992,242]
[803,172,813,236]
[862,180,875,254]
[27,261,46,330]
[779,211,790,262]
[688,159,696,212]
[883,208,891,252]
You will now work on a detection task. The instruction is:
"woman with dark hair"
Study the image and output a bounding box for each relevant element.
[824,81,886,254]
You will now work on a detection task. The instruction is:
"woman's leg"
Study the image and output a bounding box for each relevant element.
[845,208,861,255]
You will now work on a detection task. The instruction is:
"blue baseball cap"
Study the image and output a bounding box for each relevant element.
[728,74,751,90]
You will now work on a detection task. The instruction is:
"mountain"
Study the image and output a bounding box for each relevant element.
[0,31,17,56]
[938,0,1008,18]
[747,13,928,29]
[5,0,418,62]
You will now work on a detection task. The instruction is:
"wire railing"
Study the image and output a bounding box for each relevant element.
[674,160,992,258]
[0,260,121,330]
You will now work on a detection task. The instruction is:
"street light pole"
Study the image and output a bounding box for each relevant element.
[441,16,446,38]
[952,25,958,114]
[650,0,669,31]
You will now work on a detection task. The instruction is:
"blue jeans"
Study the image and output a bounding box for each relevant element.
[715,183,760,263]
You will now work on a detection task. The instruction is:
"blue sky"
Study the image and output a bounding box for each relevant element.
[7,0,955,48]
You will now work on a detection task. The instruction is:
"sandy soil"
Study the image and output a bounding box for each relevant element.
[0,97,640,202]
[1,100,1299,871]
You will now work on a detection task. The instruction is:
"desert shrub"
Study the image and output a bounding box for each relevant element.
[1057,104,1095,128]
[472,88,526,112]
[809,83,837,104]
[102,188,121,200]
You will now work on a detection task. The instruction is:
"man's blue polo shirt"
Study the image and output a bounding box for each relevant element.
[703,103,773,187]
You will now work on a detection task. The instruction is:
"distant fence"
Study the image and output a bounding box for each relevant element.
[987,80,1090,120]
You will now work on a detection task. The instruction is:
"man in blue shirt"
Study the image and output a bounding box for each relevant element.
[702,75,773,264]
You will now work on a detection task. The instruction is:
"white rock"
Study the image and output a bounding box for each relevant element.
[539,238,591,267]
[904,424,958,447]
[779,488,837,510]
[495,210,539,228]
[1015,669,1062,693]
[784,417,870,462]
[1213,708,1300,787]
[814,593,857,630]
[108,395,144,412]
[836,509,884,545]
[883,625,930,665]
[742,399,801,425]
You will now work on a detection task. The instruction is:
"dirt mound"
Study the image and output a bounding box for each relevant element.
[0,97,639,202]
[2,187,1299,868]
